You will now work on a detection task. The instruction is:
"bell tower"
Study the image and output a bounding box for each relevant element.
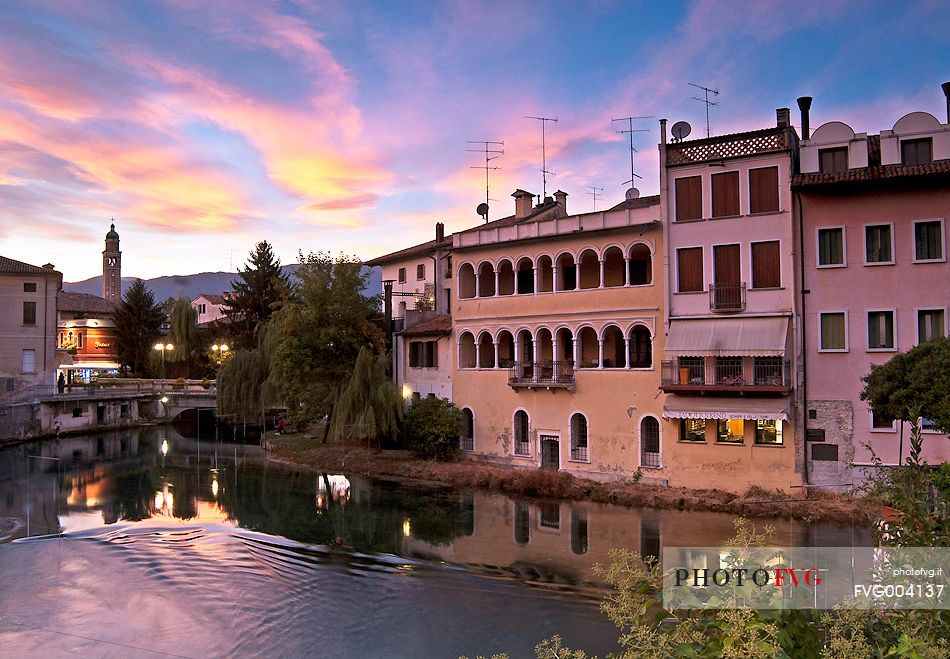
[102,222,121,303]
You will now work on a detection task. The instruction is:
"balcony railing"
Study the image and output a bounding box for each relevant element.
[570,446,589,462]
[661,359,791,392]
[508,360,575,390]
[709,282,746,312]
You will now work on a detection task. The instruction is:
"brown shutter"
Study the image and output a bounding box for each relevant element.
[711,171,739,217]
[713,244,740,285]
[675,176,702,221]
[749,167,779,214]
[751,241,780,288]
[677,247,704,292]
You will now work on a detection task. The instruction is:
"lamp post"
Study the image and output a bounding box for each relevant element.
[211,343,230,366]
[153,342,174,393]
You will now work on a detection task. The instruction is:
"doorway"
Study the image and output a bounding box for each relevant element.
[540,434,560,470]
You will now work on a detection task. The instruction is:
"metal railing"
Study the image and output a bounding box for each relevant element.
[661,359,790,388]
[508,361,575,387]
[1,379,215,406]
[514,440,531,456]
[570,446,589,462]
[640,450,661,468]
[709,282,746,312]
[714,359,743,385]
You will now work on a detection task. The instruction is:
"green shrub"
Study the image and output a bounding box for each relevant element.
[402,396,462,460]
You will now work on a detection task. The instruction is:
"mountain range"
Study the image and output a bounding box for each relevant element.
[64,264,383,302]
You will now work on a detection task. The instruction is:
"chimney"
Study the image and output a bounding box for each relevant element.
[659,118,667,145]
[942,82,950,123]
[512,189,534,219]
[553,190,568,215]
[435,221,444,243]
[797,96,813,140]
[776,107,790,128]
[42,263,55,270]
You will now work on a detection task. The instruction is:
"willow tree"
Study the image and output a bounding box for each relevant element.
[216,320,279,423]
[330,347,402,446]
[165,297,201,378]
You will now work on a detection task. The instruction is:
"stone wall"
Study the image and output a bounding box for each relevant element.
[806,399,854,487]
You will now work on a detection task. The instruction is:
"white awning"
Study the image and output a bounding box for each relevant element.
[663,398,789,421]
[665,317,789,357]
[58,361,121,370]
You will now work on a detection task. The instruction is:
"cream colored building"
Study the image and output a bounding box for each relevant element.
[0,256,62,394]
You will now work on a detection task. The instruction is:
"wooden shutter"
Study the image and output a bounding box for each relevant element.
[711,171,739,217]
[674,176,702,221]
[677,247,703,292]
[751,241,780,288]
[426,341,438,367]
[409,342,420,367]
[749,167,779,213]
[713,244,740,285]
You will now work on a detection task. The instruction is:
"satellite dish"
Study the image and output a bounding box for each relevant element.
[625,187,641,200]
[476,202,489,217]
[671,121,691,141]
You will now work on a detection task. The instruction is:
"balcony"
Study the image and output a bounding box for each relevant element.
[661,358,791,394]
[709,283,746,312]
[508,361,575,391]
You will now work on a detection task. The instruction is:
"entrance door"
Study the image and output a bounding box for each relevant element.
[713,244,741,309]
[540,435,560,470]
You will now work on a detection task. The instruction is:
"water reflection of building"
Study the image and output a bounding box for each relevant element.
[315,475,351,511]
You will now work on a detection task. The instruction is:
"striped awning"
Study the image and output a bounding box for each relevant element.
[663,397,789,421]
[665,317,789,357]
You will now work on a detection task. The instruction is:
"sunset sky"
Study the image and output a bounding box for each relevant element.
[1,0,947,282]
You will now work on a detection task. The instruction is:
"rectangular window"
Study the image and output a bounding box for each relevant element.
[819,147,848,174]
[864,224,893,264]
[901,138,933,166]
[914,220,943,261]
[920,417,940,433]
[22,301,36,325]
[749,166,779,214]
[679,419,706,442]
[871,410,895,431]
[751,240,781,289]
[716,419,744,443]
[676,247,704,293]
[425,341,438,368]
[817,227,845,266]
[397,267,406,283]
[23,282,37,293]
[917,309,945,343]
[416,263,425,280]
[674,176,702,221]
[711,171,740,217]
[868,311,895,350]
[819,312,847,351]
[409,341,422,368]
[755,420,783,445]
[21,349,36,373]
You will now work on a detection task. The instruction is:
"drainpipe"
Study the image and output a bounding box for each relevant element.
[796,189,809,488]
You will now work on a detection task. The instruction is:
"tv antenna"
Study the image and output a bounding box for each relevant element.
[689,82,719,138]
[525,115,558,198]
[466,140,504,222]
[586,186,604,211]
[611,115,653,191]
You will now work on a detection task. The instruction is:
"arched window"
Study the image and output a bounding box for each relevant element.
[477,332,494,368]
[477,262,496,297]
[458,263,476,299]
[570,413,588,462]
[496,330,515,368]
[629,244,652,285]
[461,408,474,451]
[603,246,625,287]
[513,410,530,456]
[629,326,652,368]
[514,500,530,545]
[640,416,660,468]
[458,332,476,368]
[602,325,625,368]
[497,259,515,296]
[537,255,554,292]
[577,326,598,368]
[516,257,534,294]
[556,253,576,291]
[77,332,84,349]
[578,249,600,289]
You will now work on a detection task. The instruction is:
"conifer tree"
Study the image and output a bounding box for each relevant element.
[112,279,165,376]
[223,241,293,348]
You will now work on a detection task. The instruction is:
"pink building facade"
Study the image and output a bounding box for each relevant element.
[795,97,950,485]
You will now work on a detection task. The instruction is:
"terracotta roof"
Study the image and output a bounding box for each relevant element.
[793,160,950,187]
[58,291,115,315]
[0,256,57,275]
[197,293,228,305]
[453,200,561,236]
[365,237,453,266]
[400,314,452,337]
[606,194,662,212]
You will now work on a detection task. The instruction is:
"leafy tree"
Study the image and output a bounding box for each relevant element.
[223,240,293,348]
[112,279,165,376]
[330,347,402,445]
[402,396,463,460]
[860,336,950,433]
[216,320,279,422]
[165,297,201,378]
[268,251,383,435]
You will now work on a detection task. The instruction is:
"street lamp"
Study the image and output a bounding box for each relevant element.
[211,343,230,365]
[153,342,174,392]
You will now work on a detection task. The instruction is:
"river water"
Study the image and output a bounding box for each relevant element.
[0,426,872,658]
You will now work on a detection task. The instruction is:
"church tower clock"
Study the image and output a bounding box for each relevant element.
[102,222,121,303]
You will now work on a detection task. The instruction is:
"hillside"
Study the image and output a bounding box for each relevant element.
[64,264,383,302]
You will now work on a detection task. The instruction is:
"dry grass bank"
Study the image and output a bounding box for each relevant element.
[266,432,874,525]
